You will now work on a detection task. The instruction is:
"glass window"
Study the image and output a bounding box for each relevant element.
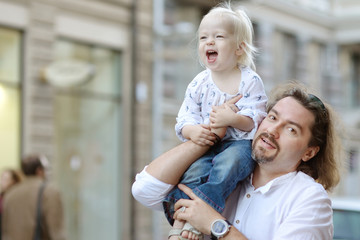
[0,27,21,170]
[52,39,122,240]
[281,33,297,81]
[351,54,360,107]
[333,209,360,239]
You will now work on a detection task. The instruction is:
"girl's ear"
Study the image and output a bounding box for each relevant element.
[236,42,245,56]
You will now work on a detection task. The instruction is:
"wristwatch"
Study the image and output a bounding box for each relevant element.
[210,219,232,239]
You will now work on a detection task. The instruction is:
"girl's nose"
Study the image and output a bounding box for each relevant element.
[206,38,215,45]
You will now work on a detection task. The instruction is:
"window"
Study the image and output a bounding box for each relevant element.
[52,39,122,240]
[351,53,360,107]
[0,27,21,170]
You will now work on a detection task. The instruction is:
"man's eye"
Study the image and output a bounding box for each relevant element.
[268,115,276,120]
[288,127,296,134]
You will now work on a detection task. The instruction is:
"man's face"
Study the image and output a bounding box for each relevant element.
[252,97,319,173]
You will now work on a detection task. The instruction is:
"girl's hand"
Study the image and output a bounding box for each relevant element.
[210,104,237,128]
[183,124,216,146]
[173,184,223,235]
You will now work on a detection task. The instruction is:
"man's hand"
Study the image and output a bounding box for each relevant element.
[174,184,222,235]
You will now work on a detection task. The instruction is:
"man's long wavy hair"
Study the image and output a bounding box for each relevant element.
[267,82,342,191]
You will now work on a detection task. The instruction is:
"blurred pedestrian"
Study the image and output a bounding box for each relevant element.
[2,155,66,240]
[0,169,22,240]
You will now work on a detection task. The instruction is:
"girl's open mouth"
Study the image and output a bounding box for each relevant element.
[206,50,218,63]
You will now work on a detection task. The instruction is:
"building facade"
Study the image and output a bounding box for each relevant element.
[0,0,153,239]
[1,0,360,239]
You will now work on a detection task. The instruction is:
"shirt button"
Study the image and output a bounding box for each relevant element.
[246,193,251,198]
[236,220,240,224]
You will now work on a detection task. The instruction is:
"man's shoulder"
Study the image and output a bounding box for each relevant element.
[43,182,62,197]
[292,171,329,197]
[3,179,38,203]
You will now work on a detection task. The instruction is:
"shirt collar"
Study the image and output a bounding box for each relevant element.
[249,171,298,194]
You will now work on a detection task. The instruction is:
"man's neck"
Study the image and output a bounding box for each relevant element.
[252,165,288,189]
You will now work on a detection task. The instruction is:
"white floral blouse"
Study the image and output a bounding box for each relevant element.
[175,65,268,142]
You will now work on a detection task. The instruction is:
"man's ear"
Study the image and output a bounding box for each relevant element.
[302,146,320,162]
[236,42,245,56]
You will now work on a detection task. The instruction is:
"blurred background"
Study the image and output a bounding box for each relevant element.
[0,0,359,239]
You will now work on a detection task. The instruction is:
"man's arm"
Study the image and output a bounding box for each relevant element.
[146,141,210,185]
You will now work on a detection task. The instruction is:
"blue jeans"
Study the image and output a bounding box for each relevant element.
[163,140,254,225]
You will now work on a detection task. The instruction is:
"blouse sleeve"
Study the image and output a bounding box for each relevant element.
[175,70,208,141]
[234,72,267,138]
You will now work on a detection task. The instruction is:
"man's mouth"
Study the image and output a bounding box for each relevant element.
[258,133,279,150]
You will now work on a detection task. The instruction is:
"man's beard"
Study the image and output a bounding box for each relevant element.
[252,132,280,164]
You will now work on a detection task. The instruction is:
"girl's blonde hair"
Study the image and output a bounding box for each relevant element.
[199,1,257,70]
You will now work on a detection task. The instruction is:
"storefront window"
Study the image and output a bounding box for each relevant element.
[0,27,21,170]
[52,39,122,240]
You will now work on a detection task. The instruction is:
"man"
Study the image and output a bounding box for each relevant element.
[2,155,66,240]
[132,83,341,239]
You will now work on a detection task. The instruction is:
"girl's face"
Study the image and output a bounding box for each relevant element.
[1,171,16,193]
[198,13,243,72]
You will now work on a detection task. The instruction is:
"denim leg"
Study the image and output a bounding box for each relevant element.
[163,149,216,225]
[193,140,254,213]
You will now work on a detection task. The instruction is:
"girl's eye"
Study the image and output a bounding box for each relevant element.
[216,35,224,38]
[200,36,207,40]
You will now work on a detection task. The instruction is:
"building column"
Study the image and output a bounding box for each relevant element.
[322,42,342,108]
[22,0,55,157]
[256,21,274,92]
[295,35,310,84]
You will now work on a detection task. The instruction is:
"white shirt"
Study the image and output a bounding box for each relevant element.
[175,66,267,142]
[132,167,333,240]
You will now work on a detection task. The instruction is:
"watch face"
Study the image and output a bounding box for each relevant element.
[213,220,227,234]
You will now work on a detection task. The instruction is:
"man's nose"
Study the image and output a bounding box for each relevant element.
[266,124,280,139]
